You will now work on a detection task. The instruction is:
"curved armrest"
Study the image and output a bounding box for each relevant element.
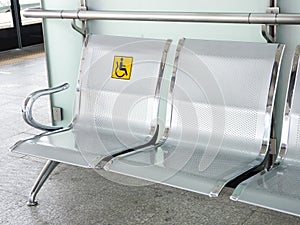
[22,83,70,131]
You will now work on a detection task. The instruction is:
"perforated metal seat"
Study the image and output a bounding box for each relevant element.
[11,34,171,168]
[231,46,300,217]
[106,38,284,197]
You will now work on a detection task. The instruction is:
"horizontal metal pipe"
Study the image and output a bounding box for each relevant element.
[79,11,250,23]
[23,8,300,25]
[276,14,300,24]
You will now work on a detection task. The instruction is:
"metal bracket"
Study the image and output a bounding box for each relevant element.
[71,0,87,37]
[52,107,63,121]
[262,7,279,43]
[266,137,277,170]
[269,138,277,155]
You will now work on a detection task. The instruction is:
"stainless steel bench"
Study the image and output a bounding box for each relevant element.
[11,34,172,205]
[106,38,284,197]
[11,35,285,206]
[231,45,300,217]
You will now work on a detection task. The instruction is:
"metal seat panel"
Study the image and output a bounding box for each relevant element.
[108,139,261,196]
[11,130,91,167]
[108,150,217,196]
[231,164,300,217]
[11,125,153,168]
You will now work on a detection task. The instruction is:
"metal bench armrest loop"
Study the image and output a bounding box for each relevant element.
[22,83,69,131]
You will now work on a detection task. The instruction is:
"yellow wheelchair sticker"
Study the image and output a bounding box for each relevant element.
[111,56,133,80]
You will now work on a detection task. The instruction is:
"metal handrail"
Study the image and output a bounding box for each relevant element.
[22,83,69,131]
[23,7,300,25]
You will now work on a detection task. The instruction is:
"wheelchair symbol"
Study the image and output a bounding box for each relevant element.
[115,58,128,77]
[111,56,133,80]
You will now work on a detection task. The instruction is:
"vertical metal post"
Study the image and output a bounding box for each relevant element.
[10,0,22,48]
[262,0,279,43]
[269,0,278,42]
[80,0,87,36]
[71,0,87,36]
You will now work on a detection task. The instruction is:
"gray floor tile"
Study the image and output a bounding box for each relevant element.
[243,210,300,225]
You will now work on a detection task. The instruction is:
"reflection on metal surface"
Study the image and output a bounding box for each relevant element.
[162,38,185,144]
[259,44,284,157]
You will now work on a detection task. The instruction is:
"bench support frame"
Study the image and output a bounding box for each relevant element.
[27,160,60,206]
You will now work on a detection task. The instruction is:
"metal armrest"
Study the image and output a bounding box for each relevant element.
[22,83,70,131]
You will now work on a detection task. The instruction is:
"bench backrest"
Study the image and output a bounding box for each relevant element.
[281,45,300,162]
[73,35,171,157]
[165,38,283,171]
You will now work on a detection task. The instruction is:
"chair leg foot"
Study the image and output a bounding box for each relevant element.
[27,160,59,207]
[27,199,38,207]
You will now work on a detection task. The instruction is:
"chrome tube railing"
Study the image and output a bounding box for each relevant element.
[23,8,300,25]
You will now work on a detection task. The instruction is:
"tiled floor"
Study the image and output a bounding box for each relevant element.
[0,50,300,225]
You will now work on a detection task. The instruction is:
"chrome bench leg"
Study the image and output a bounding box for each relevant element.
[27,160,59,206]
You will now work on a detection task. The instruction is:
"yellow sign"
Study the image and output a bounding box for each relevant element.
[111,56,133,80]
